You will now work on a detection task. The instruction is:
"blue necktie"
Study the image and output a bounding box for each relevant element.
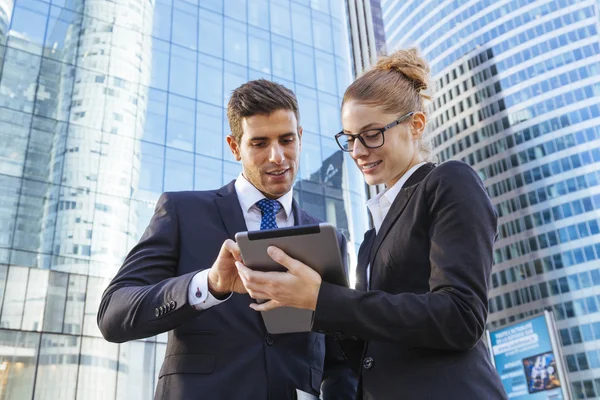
[256,199,282,230]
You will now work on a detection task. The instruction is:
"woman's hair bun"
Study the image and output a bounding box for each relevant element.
[374,48,430,93]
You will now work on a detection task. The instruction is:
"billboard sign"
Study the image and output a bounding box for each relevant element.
[487,311,571,399]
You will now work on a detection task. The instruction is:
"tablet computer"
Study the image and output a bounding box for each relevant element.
[235,223,348,334]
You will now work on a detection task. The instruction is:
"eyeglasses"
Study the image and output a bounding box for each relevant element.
[334,112,415,152]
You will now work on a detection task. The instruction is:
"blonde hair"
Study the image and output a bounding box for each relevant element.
[342,48,435,162]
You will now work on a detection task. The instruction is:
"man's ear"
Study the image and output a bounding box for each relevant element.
[226,135,242,161]
[297,126,303,149]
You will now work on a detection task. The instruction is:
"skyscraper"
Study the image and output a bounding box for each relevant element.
[0,0,369,398]
[381,0,600,397]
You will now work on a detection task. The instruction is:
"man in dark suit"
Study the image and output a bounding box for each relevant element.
[97,79,356,400]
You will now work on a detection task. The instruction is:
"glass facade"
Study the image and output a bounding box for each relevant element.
[382,0,600,397]
[0,0,368,398]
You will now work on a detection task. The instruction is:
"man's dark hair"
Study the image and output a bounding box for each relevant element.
[227,79,300,142]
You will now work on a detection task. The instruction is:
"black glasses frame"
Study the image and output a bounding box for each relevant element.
[334,111,415,152]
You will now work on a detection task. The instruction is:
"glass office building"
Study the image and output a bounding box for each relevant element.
[382,0,600,397]
[0,0,369,398]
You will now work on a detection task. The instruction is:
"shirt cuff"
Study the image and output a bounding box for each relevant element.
[188,269,232,310]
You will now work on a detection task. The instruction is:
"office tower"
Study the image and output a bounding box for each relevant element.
[0,0,369,398]
[381,0,600,397]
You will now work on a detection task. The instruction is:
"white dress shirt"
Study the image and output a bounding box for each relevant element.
[365,162,427,287]
[188,174,295,310]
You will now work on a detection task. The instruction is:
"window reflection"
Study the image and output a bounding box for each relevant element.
[291,3,313,46]
[271,36,294,80]
[172,0,198,50]
[197,56,223,106]
[312,12,333,53]
[63,272,87,335]
[196,101,223,158]
[315,50,337,94]
[42,272,69,333]
[318,92,341,136]
[195,155,223,190]
[139,142,165,195]
[224,0,246,22]
[76,337,118,399]
[270,0,291,38]
[167,94,195,151]
[149,38,170,91]
[22,269,49,332]
[116,341,156,400]
[296,85,319,133]
[198,8,223,57]
[143,88,168,145]
[224,18,247,65]
[34,333,80,400]
[0,267,28,329]
[248,0,269,28]
[294,43,316,88]
[223,62,248,106]
[152,0,172,41]
[249,27,271,74]
[299,132,322,182]
[169,45,197,99]
[44,6,82,64]
[164,148,194,192]
[8,1,48,53]
[0,330,39,400]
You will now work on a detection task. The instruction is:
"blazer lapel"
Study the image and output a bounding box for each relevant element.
[367,163,436,282]
[214,180,248,239]
[356,229,375,291]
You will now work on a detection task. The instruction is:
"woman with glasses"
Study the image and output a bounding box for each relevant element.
[235,48,507,399]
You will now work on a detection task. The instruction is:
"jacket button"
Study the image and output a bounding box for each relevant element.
[265,334,274,346]
[363,357,374,370]
[170,300,176,310]
[155,308,160,317]
[160,305,166,315]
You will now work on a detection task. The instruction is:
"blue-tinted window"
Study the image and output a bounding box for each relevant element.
[294,43,316,88]
[197,56,223,106]
[169,45,197,98]
[150,39,170,91]
[224,18,247,65]
[167,94,195,152]
[153,0,173,40]
[199,9,224,57]
[139,142,165,194]
[560,329,572,346]
[248,0,269,28]
[249,27,271,74]
[143,88,168,145]
[291,3,313,45]
[164,148,194,192]
[224,0,246,22]
[172,0,198,49]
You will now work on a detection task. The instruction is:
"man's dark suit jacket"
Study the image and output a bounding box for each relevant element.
[312,161,508,399]
[97,181,356,400]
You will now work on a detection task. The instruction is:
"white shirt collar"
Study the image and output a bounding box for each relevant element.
[234,173,293,220]
[366,162,428,232]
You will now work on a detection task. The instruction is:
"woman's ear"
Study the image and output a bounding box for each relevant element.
[411,112,427,140]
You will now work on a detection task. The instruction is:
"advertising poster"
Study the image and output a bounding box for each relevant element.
[487,311,571,399]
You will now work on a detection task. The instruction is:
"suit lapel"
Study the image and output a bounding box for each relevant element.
[367,163,436,282]
[214,180,248,239]
[292,198,304,226]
